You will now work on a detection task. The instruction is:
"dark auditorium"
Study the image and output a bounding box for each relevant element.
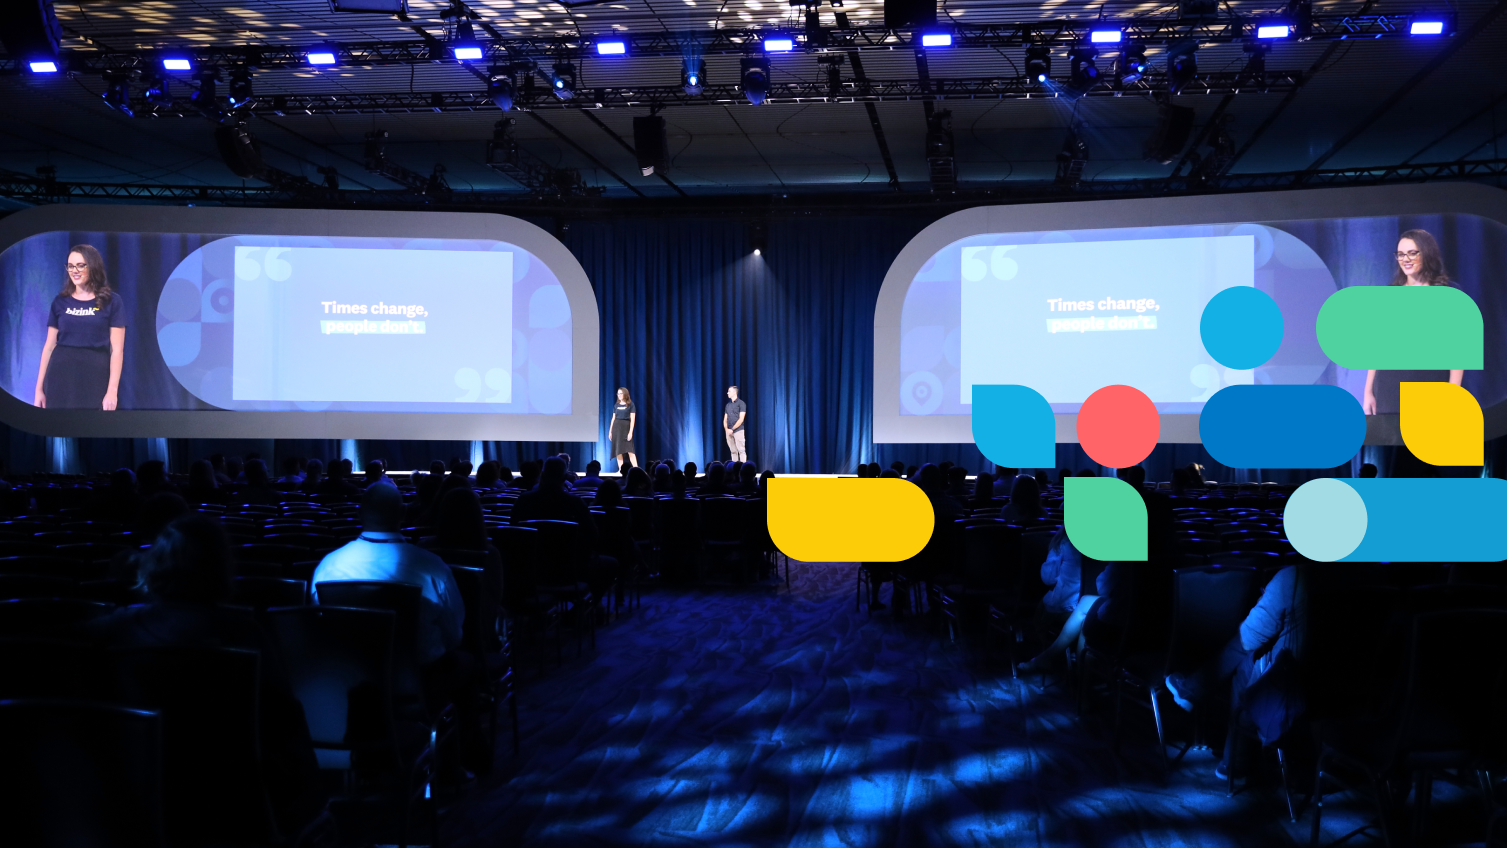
[1,0,1506,845]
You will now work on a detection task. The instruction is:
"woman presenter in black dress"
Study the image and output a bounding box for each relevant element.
[1361,229,1465,476]
[610,386,638,472]
[34,245,127,410]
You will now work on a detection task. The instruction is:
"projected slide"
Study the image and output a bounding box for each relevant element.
[0,205,599,440]
[230,247,513,405]
[959,235,1253,407]
[875,184,1507,444]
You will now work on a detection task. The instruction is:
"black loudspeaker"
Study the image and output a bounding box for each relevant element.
[214,123,268,180]
[1143,103,1196,164]
[0,0,62,57]
[884,0,936,30]
[632,115,668,177]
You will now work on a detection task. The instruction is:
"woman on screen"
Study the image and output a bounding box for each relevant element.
[1361,229,1464,416]
[610,386,638,472]
[34,245,127,410]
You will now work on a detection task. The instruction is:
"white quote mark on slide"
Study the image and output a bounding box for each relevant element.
[454,368,510,402]
[961,246,1019,282]
[234,247,292,281]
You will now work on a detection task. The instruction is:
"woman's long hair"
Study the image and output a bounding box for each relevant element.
[1390,229,1452,286]
[62,244,113,307]
[616,386,632,404]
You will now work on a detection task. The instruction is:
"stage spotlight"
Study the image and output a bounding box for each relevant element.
[763,35,794,52]
[1116,42,1148,87]
[1167,45,1197,95]
[101,73,133,117]
[1256,23,1290,39]
[306,44,338,65]
[488,72,514,111]
[1055,125,1089,186]
[597,39,626,56]
[143,71,171,106]
[1089,27,1122,44]
[28,59,58,73]
[162,55,193,72]
[741,56,770,105]
[1066,44,1099,95]
[190,70,218,115]
[451,17,484,61]
[1024,43,1050,83]
[682,57,706,95]
[920,32,952,47]
[227,67,254,108]
[550,61,577,100]
[1410,18,1447,35]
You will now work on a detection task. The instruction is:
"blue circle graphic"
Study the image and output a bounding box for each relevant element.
[1200,286,1284,370]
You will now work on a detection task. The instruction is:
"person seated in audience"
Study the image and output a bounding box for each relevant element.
[422,488,502,650]
[510,458,597,540]
[224,457,244,486]
[683,461,698,484]
[511,460,538,491]
[652,463,672,493]
[669,469,688,498]
[991,467,1019,496]
[473,461,502,492]
[1358,462,1378,478]
[428,460,447,477]
[1184,462,1207,487]
[107,491,192,585]
[966,470,992,508]
[699,463,728,496]
[558,453,578,485]
[1170,467,1192,494]
[80,514,328,837]
[312,484,466,689]
[889,461,906,475]
[207,454,231,486]
[879,468,901,479]
[1076,468,1097,477]
[364,459,393,489]
[918,463,964,522]
[314,460,362,498]
[1117,464,1146,490]
[1165,565,1303,781]
[237,459,280,505]
[736,463,759,495]
[856,464,873,479]
[945,466,970,501]
[136,459,177,498]
[276,456,305,489]
[497,465,514,486]
[1033,470,1050,492]
[622,466,652,496]
[88,467,139,523]
[1000,475,1044,524]
[757,470,774,498]
[1017,529,1099,673]
[297,458,325,494]
[181,459,223,507]
[1058,468,1072,487]
[575,460,604,490]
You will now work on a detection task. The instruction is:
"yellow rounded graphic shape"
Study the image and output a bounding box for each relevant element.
[767,477,935,562]
[1400,381,1484,466]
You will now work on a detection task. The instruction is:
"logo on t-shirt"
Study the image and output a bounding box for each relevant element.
[64,306,98,317]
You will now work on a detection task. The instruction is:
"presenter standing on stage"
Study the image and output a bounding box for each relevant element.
[611,387,638,471]
[34,245,126,410]
[1362,229,1464,416]
[724,385,747,463]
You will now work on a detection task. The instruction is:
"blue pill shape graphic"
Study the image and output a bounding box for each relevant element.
[1285,478,1507,562]
[1201,385,1365,469]
[972,384,1056,469]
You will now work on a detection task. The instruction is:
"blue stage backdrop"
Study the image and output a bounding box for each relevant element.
[1,210,1503,482]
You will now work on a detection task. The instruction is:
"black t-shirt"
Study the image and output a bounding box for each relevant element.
[724,398,747,431]
[613,401,637,420]
[49,294,126,349]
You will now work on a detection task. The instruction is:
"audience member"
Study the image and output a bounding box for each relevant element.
[968,470,994,509]
[314,459,362,498]
[558,453,578,484]
[699,463,728,497]
[424,488,503,650]
[298,459,325,494]
[276,456,305,488]
[856,464,874,479]
[364,459,394,489]
[88,467,139,523]
[224,457,244,485]
[1000,475,1044,524]
[1018,529,1099,673]
[136,459,177,498]
[575,460,604,489]
[623,466,652,496]
[945,466,969,501]
[1358,463,1378,478]
[736,463,759,495]
[652,463,672,493]
[209,454,232,486]
[238,459,280,505]
[890,461,906,475]
[182,459,223,507]
[683,461,698,483]
[80,514,327,836]
[1034,470,1050,492]
[474,461,502,492]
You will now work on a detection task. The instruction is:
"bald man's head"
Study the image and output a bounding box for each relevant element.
[360,482,405,532]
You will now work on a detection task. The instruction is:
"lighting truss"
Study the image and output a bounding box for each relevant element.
[111,70,1305,117]
[0,14,1443,73]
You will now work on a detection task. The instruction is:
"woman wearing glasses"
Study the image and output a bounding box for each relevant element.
[1361,230,1464,417]
[34,244,127,410]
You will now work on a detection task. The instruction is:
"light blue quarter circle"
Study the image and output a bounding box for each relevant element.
[971,384,1055,469]
[1283,478,1367,562]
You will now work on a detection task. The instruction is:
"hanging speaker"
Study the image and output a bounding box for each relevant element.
[0,0,62,58]
[1143,103,1196,164]
[214,123,268,179]
[632,115,668,177]
[883,0,936,30]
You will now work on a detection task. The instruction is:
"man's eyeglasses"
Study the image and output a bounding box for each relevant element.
[1395,250,1422,260]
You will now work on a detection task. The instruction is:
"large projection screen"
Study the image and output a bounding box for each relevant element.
[874,183,1507,445]
[0,205,599,440]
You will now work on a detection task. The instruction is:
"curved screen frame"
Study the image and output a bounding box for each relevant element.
[0,205,600,440]
[873,182,1507,445]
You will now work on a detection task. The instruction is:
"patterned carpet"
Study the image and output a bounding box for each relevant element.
[438,560,1469,847]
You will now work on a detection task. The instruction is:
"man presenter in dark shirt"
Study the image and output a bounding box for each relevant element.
[724,385,748,463]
